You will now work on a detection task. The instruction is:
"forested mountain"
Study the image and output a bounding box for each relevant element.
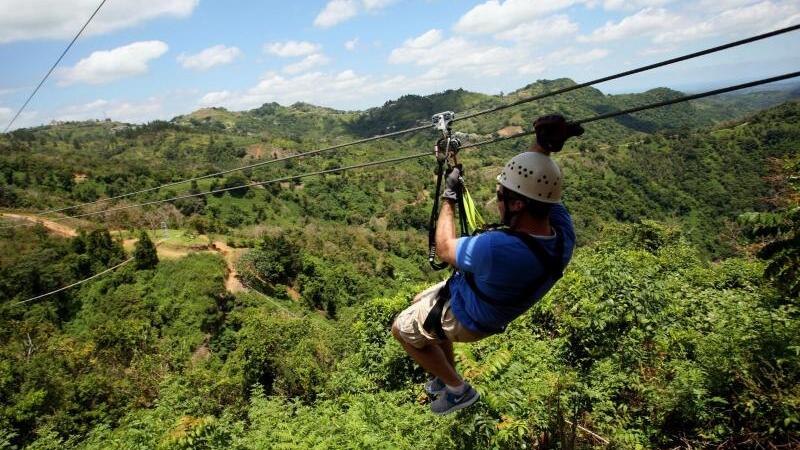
[0,80,798,449]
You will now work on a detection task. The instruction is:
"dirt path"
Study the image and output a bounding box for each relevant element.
[123,238,245,294]
[3,212,248,295]
[212,241,248,293]
[122,239,196,260]
[1,213,78,237]
[497,125,524,137]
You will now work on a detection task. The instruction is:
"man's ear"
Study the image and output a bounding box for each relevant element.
[510,199,526,213]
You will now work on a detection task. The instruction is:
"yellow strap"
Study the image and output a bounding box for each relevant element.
[461,187,485,233]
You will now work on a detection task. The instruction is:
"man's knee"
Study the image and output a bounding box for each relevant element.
[391,320,403,342]
[392,318,422,349]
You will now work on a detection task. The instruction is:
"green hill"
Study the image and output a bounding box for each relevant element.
[1,80,799,449]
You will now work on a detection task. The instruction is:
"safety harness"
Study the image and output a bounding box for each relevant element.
[423,111,566,338]
[423,226,566,339]
[427,111,484,270]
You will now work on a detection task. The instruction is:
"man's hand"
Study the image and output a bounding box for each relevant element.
[532,114,584,153]
[442,164,462,201]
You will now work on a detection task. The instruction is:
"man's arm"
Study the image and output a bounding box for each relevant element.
[435,199,458,266]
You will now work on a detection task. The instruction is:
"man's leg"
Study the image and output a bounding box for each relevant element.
[439,339,456,369]
[392,325,461,386]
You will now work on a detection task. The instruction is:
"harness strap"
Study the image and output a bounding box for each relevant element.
[427,162,470,271]
[427,160,448,270]
[422,279,451,340]
[464,228,565,307]
[422,228,566,340]
[422,278,503,339]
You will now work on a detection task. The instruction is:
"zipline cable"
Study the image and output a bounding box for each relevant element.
[457,70,800,150]
[13,23,799,220]
[25,123,432,217]
[12,71,799,305]
[48,152,433,219]
[12,238,166,306]
[454,23,800,124]
[6,70,796,226]
[3,0,109,133]
[13,257,133,306]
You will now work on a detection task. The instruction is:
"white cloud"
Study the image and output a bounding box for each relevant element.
[654,1,800,44]
[578,8,679,42]
[58,41,168,86]
[362,0,396,10]
[689,0,763,14]
[561,47,609,64]
[402,29,443,49]
[494,15,579,42]
[283,53,331,74]
[265,41,321,57]
[55,97,163,123]
[199,90,233,106]
[0,106,12,123]
[178,45,242,71]
[198,69,444,111]
[600,0,671,10]
[518,47,608,75]
[0,0,197,43]
[389,30,529,78]
[581,0,799,47]
[638,45,678,56]
[0,108,39,130]
[314,0,359,28]
[344,38,359,50]
[313,0,397,28]
[455,0,577,35]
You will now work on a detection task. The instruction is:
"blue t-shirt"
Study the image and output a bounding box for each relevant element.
[450,203,576,333]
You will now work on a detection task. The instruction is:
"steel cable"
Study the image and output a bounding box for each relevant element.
[7,70,799,305]
[3,70,795,227]
[11,24,798,221]
[3,0,109,133]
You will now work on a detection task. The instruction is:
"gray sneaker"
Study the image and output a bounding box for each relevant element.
[425,376,446,396]
[430,383,480,415]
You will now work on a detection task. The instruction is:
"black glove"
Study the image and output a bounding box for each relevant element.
[533,114,584,153]
[442,164,462,201]
[435,137,461,161]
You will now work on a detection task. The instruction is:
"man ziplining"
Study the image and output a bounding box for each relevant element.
[392,114,585,415]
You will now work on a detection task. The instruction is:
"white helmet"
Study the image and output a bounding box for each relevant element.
[496,152,562,203]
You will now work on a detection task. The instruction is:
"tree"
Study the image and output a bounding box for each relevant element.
[237,234,302,287]
[0,184,18,207]
[223,173,249,198]
[133,231,158,270]
[738,156,800,299]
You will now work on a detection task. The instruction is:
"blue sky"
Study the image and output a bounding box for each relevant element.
[1,0,799,130]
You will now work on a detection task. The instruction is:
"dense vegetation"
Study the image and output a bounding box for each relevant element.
[0,80,798,448]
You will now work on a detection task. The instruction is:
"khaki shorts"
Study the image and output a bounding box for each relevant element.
[393,281,490,349]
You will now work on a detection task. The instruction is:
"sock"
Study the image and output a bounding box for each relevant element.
[446,382,467,395]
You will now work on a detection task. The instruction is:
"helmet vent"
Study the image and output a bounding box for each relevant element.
[500,152,562,204]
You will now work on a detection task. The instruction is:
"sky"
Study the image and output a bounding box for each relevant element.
[0,0,799,130]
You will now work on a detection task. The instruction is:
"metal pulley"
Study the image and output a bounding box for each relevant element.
[432,111,455,133]
[432,111,461,166]
[427,111,470,271]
